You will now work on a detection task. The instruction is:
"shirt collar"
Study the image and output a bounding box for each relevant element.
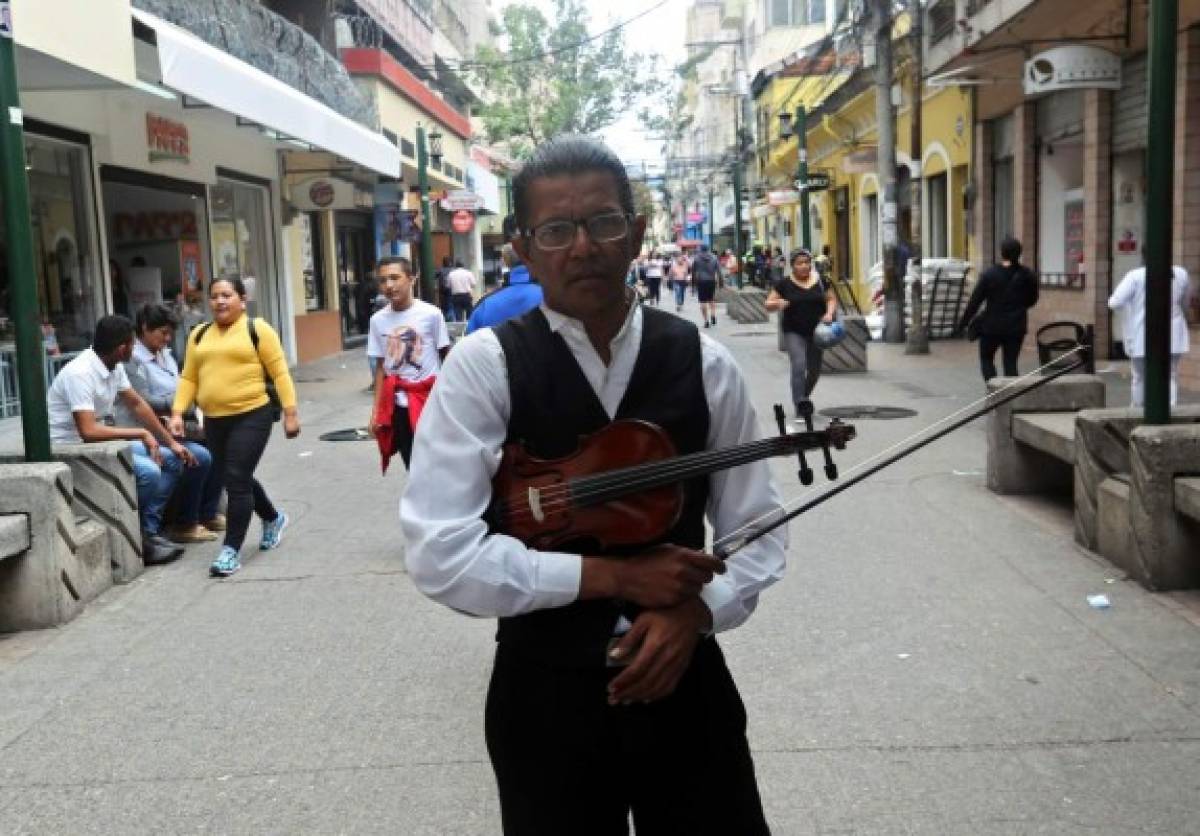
[541,288,639,336]
[84,348,112,380]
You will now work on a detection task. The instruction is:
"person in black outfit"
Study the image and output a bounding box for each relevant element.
[766,248,837,418]
[956,237,1040,380]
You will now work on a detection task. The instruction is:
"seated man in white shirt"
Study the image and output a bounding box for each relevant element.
[47,315,200,565]
[400,135,787,835]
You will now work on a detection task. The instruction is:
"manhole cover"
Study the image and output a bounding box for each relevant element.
[729,330,775,337]
[819,406,918,420]
[293,377,330,383]
[319,427,371,442]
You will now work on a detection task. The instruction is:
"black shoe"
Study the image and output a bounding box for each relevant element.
[142,531,184,565]
[711,316,717,325]
[703,320,710,328]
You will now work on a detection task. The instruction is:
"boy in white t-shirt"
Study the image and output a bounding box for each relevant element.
[366,257,451,471]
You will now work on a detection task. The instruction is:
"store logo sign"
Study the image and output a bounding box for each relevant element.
[146,114,189,164]
[309,180,336,208]
[1024,46,1121,96]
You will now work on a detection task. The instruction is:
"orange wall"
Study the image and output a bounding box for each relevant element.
[294,310,342,365]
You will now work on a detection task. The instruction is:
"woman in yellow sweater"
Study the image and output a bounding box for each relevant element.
[170,277,300,577]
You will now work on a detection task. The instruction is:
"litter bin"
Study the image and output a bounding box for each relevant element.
[1035,321,1095,374]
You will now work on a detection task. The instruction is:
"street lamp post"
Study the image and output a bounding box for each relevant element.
[0,9,51,461]
[777,108,811,251]
[416,125,444,306]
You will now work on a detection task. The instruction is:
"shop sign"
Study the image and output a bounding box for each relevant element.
[768,190,801,207]
[451,210,475,233]
[687,211,706,225]
[146,114,189,164]
[441,190,483,212]
[309,180,335,207]
[842,147,877,174]
[1024,46,1121,96]
[292,177,371,212]
[803,171,832,192]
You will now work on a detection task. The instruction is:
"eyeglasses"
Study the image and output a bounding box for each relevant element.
[525,212,632,251]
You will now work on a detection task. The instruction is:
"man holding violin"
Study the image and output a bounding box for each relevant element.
[400,135,787,835]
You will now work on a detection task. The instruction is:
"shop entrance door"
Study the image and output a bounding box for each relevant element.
[834,187,850,282]
[336,218,374,345]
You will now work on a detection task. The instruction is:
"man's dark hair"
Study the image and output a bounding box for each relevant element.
[93,314,135,355]
[442,256,452,268]
[999,237,1023,263]
[210,276,247,297]
[454,260,465,269]
[135,303,179,335]
[512,135,635,230]
[377,256,413,276]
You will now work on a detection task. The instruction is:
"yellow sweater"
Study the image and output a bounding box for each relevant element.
[173,315,298,418]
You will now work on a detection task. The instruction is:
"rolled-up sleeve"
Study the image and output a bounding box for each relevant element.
[698,336,788,633]
[400,331,582,617]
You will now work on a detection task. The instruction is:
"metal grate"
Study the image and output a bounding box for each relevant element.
[819,406,918,421]
[319,428,371,442]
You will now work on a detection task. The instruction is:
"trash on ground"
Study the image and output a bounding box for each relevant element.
[1087,594,1111,609]
[298,451,314,458]
[896,653,911,660]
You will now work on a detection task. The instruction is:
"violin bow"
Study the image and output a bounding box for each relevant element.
[712,345,1090,560]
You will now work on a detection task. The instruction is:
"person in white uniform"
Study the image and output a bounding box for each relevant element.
[1108,262,1193,406]
[400,135,786,835]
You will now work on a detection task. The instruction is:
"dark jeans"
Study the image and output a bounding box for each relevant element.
[390,405,414,469]
[783,330,823,406]
[485,639,770,836]
[979,333,1024,381]
[204,405,278,551]
[451,292,473,322]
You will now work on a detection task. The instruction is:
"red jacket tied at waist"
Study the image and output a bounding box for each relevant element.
[374,374,436,474]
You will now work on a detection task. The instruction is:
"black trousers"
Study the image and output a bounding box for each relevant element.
[979,333,1024,381]
[204,405,278,550]
[390,405,414,469]
[485,638,770,836]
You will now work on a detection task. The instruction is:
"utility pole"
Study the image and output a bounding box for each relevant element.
[1144,0,1176,423]
[875,0,904,343]
[708,187,715,248]
[416,125,436,305]
[732,102,746,286]
[796,107,811,251]
[0,4,51,461]
[904,0,929,354]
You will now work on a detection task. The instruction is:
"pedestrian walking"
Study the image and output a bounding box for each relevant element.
[446,261,477,322]
[956,237,1040,381]
[124,303,221,544]
[436,257,453,318]
[769,247,786,284]
[367,256,450,472]
[400,135,785,836]
[641,252,664,305]
[669,252,690,311]
[692,243,723,328]
[1108,260,1193,406]
[766,248,837,418]
[47,314,199,565]
[466,245,542,334]
[170,277,300,578]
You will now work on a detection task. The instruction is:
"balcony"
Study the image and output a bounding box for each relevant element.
[928,0,956,46]
[965,0,994,16]
[434,0,470,57]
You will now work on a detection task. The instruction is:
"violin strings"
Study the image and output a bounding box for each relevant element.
[710,346,1089,555]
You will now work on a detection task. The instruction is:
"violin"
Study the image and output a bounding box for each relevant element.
[489,404,855,551]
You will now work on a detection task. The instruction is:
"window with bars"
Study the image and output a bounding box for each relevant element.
[768,0,825,27]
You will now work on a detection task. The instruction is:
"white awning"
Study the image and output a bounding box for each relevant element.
[131,9,400,178]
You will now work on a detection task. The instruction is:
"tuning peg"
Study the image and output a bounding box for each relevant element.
[773,404,787,436]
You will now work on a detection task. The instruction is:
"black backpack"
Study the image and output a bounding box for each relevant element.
[192,318,282,421]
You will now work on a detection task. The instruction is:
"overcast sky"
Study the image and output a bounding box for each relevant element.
[491,0,691,167]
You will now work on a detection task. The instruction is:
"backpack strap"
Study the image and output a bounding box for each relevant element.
[192,321,213,344]
[246,317,273,382]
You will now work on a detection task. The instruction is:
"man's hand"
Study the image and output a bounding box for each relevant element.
[613,544,725,609]
[169,441,197,467]
[367,415,380,437]
[607,599,711,705]
[141,430,162,465]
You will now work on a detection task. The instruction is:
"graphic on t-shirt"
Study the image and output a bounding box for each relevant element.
[385,326,423,370]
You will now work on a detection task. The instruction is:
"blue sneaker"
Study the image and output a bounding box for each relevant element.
[210,546,241,577]
[260,511,289,551]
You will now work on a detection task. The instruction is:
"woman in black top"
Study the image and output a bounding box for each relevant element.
[957,237,1040,380]
[766,248,837,417]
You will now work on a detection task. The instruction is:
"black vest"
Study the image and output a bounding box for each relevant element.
[492,305,710,665]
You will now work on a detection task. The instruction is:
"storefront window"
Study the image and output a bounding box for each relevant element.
[0,134,102,356]
[300,212,327,311]
[211,177,273,320]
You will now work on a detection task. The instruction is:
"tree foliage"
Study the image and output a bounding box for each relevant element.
[472,0,663,157]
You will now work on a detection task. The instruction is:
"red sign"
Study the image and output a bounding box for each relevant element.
[146,114,189,164]
[451,209,475,233]
[308,180,335,208]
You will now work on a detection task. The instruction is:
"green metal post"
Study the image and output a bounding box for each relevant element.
[796,106,811,251]
[505,175,514,226]
[0,6,51,461]
[1144,0,1177,424]
[416,125,436,305]
[732,161,744,288]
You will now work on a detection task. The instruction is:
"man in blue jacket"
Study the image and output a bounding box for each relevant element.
[465,244,543,333]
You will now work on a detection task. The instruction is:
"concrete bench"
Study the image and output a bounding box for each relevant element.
[986,374,1105,495]
[0,463,111,632]
[726,288,769,324]
[1177,477,1200,523]
[0,513,31,560]
[1127,424,1200,589]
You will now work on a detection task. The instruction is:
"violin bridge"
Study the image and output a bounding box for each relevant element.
[527,487,545,522]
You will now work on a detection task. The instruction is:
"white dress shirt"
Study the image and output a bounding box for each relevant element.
[1108,266,1192,357]
[47,349,132,444]
[399,301,788,634]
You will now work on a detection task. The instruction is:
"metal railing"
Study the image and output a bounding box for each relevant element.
[1038,271,1087,290]
[928,0,956,44]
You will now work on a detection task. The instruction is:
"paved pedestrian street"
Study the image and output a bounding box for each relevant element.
[1,295,1197,835]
